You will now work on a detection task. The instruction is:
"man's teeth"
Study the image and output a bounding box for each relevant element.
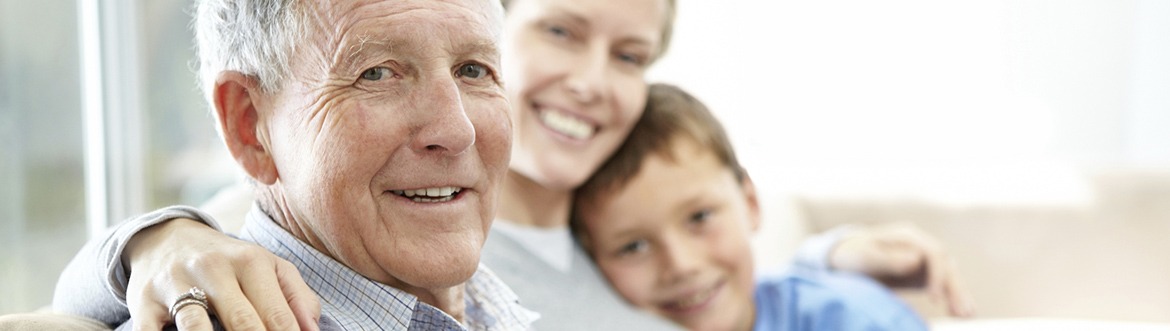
[390,187,461,202]
[539,110,593,139]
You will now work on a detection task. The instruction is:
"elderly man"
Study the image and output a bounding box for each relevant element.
[51,0,536,329]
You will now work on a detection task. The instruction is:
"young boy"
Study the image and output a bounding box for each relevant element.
[572,83,929,331]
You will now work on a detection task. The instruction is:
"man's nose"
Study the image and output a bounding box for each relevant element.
[410,76,475,155]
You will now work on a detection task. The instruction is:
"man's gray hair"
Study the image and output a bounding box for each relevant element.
[194,0,304,103]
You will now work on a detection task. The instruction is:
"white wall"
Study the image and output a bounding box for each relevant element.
[649,0,1170,206]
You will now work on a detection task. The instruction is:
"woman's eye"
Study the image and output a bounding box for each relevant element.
[689,209,712,225]
[456,63,489,79]
[360,67,392,81]
[616,52,645,66]
[547,25,570,38]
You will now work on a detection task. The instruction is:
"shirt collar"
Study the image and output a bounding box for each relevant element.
[238,205,538,330]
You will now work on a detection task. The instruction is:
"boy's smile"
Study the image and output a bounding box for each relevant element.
[658,277,725,314]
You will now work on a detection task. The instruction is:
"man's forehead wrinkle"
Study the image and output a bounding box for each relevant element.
[327,5,430,75]
[294,0,348,80]
[458,0,503,39]
[306,0,386,74]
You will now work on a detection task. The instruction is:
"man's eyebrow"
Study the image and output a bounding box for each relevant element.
[332,38,499,75]
[334,37,400,74]
[453,40,500,61]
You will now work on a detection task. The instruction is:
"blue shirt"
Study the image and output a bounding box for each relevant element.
[753,270,928,331]
[238,206,539,331]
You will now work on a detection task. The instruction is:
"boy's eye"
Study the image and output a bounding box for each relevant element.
[616,239,649,257]
[456,63,489,79]
[360,67,393,81]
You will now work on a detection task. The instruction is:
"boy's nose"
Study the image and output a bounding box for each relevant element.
[658,235,703,284]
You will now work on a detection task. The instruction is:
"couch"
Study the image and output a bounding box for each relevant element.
[6,169,1169,330]
[752,169,1170,329]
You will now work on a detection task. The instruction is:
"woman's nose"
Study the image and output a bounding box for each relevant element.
[564,44,609,105]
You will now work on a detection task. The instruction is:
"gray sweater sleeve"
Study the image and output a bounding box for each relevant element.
[52,206,224,327]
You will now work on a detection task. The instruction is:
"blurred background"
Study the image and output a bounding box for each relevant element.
[1,0,228,315]
[2,0,1167,326]
[648,0,1170,326]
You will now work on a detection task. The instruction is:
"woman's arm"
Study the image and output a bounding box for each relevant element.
[794,223,976,317]
[52,206,219,326]
[52,206,320,331]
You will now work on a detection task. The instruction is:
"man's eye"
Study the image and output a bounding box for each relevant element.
[456,63,489,79]
[360,67,392,81]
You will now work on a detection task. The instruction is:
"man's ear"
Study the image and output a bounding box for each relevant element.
[214,71,278,185]
[739,170,762,233]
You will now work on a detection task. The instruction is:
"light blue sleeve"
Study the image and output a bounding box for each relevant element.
[791,225,857,272]
[753,270,928,331]
[52,206,223,327]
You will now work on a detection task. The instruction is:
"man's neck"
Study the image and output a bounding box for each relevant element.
[497,171,572,228]
[407,284,467,323]
[257,187,333,257]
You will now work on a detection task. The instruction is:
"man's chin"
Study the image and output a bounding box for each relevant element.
[398,254,481,289]
[386,238,484,288]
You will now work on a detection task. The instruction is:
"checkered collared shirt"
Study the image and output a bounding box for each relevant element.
[239,207,538,331]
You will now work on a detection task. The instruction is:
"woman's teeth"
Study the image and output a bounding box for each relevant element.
[540,110,593,139]
[390,187,461,202]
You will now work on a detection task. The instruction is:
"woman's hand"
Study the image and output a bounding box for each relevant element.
[829,222,976,318]
[123,218,320,331]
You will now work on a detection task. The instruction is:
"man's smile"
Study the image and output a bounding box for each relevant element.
[389,186,465,202]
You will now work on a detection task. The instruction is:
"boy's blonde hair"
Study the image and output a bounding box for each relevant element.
[573,83,745,242]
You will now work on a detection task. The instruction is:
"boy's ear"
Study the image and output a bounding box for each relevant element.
[739,170,762,233]
[214,71,278,185]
